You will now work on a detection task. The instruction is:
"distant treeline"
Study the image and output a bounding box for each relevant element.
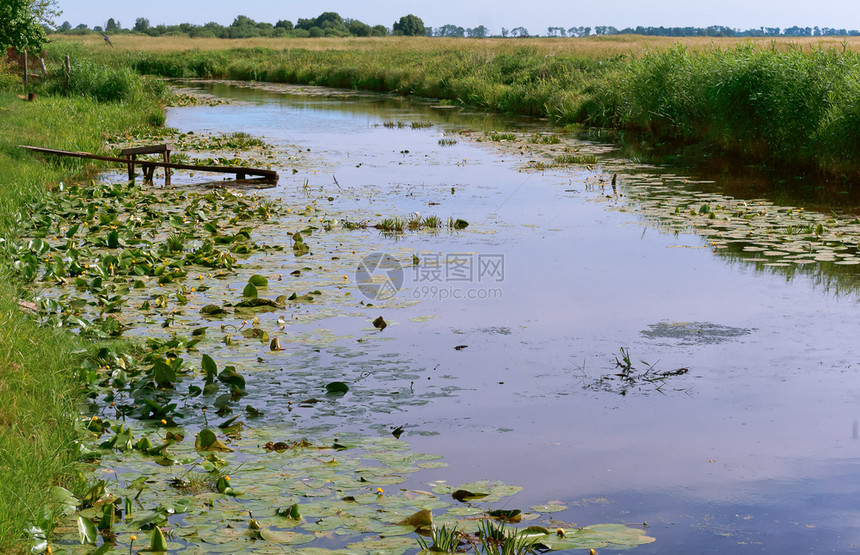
[51,13,860,39]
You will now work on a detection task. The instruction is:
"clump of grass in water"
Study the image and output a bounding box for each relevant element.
[438,137,458,146]
[416,524,462,552]
[448,217,469,230]
[478,520,540,555]
[486,131,517,142]
[554,153,598,165]
[406,213,423,230]
[373,215,442,232]
[227,131,263,147]
[529,133,562,144]
[166,233,185,252]
[381,121,432,129]
[378,217,405,232]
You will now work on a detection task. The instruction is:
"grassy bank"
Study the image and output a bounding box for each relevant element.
[0,68,165,552]
[49,35,860,181]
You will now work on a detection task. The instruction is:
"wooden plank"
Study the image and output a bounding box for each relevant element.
[18,145,278,182]
[121,144,174,155]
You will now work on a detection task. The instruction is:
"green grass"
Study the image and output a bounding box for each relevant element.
[51,39,860,180]
[0,72,163,553]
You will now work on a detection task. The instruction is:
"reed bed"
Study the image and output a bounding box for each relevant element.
[47,35,860,178]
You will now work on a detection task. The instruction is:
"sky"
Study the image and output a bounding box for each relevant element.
[54,0,860,34]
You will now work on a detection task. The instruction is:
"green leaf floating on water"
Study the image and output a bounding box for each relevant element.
[195,428,233,452]
[201,353,217,382]
[200,304,229,316]
[399,508,433,529]
[243,282,258,298]
[523,523,656,550]
[76,515,98,545]
[256,528,315,544]
[326,381,349,395]
[530,503,568,513]
[218,366,246,390]
[249,274,268,287]
[452,489,488,502]
[150,525,168,551]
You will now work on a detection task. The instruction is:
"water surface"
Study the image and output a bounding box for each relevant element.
[154,81,860,552]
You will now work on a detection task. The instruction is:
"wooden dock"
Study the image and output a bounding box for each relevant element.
[19,144,279,185]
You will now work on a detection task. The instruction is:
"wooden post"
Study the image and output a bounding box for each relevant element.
[63,55,70,95]
[163,149,171,186]
[39,57,47,76]
[126,154,136,182]
[22,49,28,91]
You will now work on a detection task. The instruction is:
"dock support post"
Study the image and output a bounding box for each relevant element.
[163,149,171,186]
[126,154,136,183]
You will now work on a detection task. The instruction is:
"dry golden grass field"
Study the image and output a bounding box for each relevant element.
[51,33,860,56]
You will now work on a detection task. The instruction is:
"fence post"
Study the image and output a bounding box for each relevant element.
[63,55,70,95]
[23,49,28,91]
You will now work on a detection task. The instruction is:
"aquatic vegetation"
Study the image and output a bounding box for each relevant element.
[485,131,517,142]
[416,523,463,552]
[378,216,406,232]
[448,217,470,230]
[553,153,599,165]
[478,520,540,555]
[588,170,860,294]
[529,133,562,144]
[439,137,459,146]
[372,214,447,233]
[381,120,434,129]
[4,169,656,554]
[0,83,168,551]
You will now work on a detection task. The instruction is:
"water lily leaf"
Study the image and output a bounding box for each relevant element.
[200,304,229,316]
[97,502,116,530]
[345,536,415,553]
[77,515,98,545]
[243,282,258,298]
[276,503,302,519]
[150,525,168,551]
[107,230,120,248]
[195,428,233,452]
[530,503,567,513]
[50,486,80,516]
[372,316,387,330]
[201,354,218,382]
[218,366,246,390]
[399,509,432,529]
[256,528,315,545]
[242,328,269,341]
[325,381,349,395]
[531,524,656,550]
[234,297,281,309]
[452,489,487,502]
[249,274,268,287]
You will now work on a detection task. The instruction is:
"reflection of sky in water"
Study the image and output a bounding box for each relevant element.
[161,82,860,552]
